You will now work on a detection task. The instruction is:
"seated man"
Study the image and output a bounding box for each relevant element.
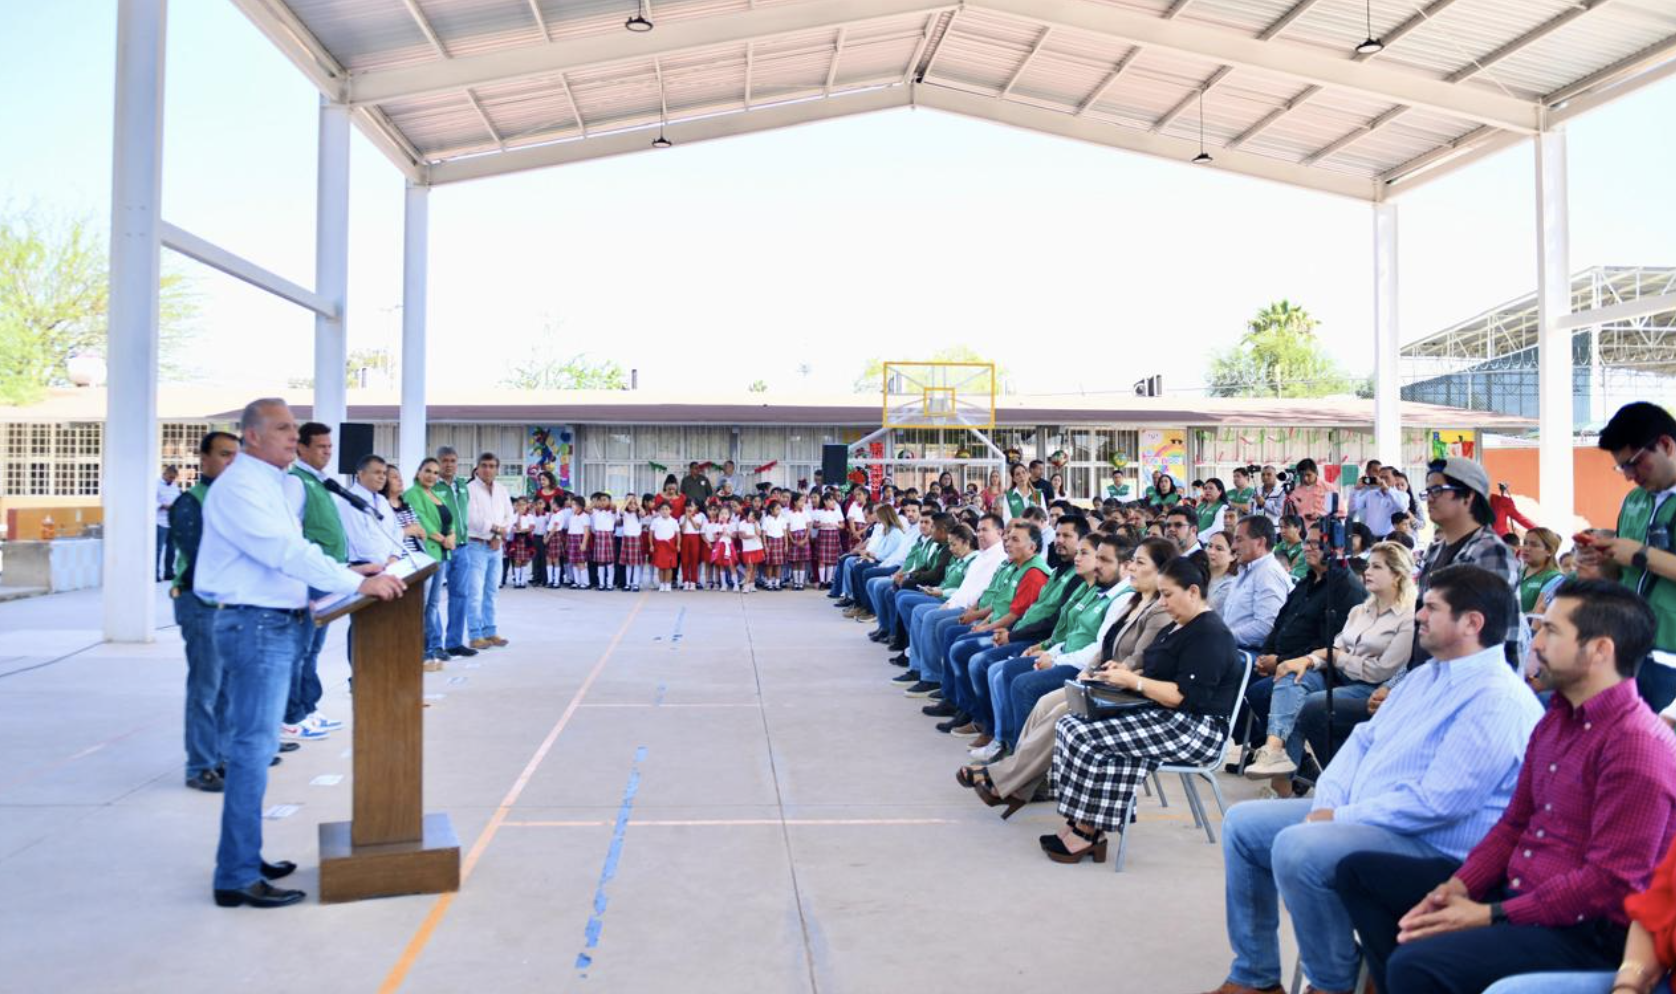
[903,514,1005,688]
[933,521,1050,734]
[827,503,880,601]
[1334,579,1676,994]
[843,500,919,620]
[868,510,948,644]
[1221,515,1293,652]
[1194,565,1544,994]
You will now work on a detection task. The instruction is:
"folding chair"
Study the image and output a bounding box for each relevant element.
[1115,650,1254,872]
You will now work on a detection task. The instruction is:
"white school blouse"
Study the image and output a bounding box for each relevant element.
[761,514,787,539]
[590,509,617,533]
[738,521,763,552]
[531,513,550,536]
[620,512,643,538]
[681,513,706,536]
[650,517,679,542]
[785,510,810,533]
[567,512,591,536]
[702,521,724,543]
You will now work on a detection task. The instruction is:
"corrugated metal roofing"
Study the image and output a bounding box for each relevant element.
[242,0,1676,199]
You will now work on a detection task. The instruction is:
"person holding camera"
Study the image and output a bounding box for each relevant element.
[1353,466,1409,539]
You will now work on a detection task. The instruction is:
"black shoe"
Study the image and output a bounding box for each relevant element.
[928,689,944,701]
[213,880,306,909]
[261,859,297,880]
[277,741,300,753]
[886,638,908,652]
[922,701,957,717]
[445,645,478,658]
[868,631,889,643]
[935,713,972,734]
[891,672,917,684]
[185,770,223,792]
[903,681,939,698]
[835,598,854,608]
[888,653,910,666]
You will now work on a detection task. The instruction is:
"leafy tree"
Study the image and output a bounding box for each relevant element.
[1206,300,1352,398]
[852,345,1009,393]
[286,348,398,390]
[0,211,198,404]
[500,323,627,390]
[747,379,768,393]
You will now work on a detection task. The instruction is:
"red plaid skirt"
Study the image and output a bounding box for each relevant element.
[567,531,588,563]
[545,531,565,562]
[763,535,787,566]
[651,537,679,570]
[591,530,616,563]
[787,530,810,564]
[618,535,645,565]
[508,532,536,566]
[815,527,843,565]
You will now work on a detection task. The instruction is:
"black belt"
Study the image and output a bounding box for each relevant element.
[206,603,309,620]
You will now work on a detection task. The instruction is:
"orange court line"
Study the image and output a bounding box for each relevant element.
[501,817,961,828]
[377,593,648,994]
[578,702,761,708]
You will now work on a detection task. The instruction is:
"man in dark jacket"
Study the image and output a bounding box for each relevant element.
[679,462,714,508]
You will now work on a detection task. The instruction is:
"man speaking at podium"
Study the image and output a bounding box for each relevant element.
[195,398,405,909]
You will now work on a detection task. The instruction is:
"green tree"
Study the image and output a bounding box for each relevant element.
[500,322,627,390]
[851,345,1009,393]
[747,379,768,393]
[0,212,198,404]
[286,347,398,391]
[1206,300,1352,398]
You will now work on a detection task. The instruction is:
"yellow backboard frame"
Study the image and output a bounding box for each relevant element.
[880,361,997,430]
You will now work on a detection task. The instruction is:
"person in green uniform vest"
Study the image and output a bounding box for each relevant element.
[1104,468,1131,502]
[1592,402,1676,711]
[1275,513,1310,581]
[434,446,475,653]
[941,520,1054,737]
[1000,461,1045,525]
[1148,473,1182,510]
[170,430,242,791]
[1516,526,1563,613]
[1196,477,1230,544]
[406,457,459,668]
[1229,466,1257,517]
[283,422,358,742]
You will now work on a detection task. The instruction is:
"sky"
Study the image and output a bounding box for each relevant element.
[3,0,1675,400]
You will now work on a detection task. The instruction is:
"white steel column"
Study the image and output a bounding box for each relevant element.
[1535,129,1575,527]
[1372,202,1401,470]
[399,182,429,479]
[103,0,167,642]
[313,98,351,435]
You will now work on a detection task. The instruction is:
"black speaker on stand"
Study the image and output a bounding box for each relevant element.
[337,422,376,476]
[820,444,848,488]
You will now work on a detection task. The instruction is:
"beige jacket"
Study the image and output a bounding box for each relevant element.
[1315,598,1415,684]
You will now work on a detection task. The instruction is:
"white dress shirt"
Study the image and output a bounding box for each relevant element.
[947,541,1008,611]
[156,477,181,528]
[195,453,364,609]
[340,480,404,564]
[467,476,515,540]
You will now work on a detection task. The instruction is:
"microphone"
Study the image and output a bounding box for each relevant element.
[324,477,383,520]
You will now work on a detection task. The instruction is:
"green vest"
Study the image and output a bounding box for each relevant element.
[1229,486,1256,511]
[290,465,348,563]
[1276,540,1308,580]
[902,536,929,574]
[1518,568,1562,613]
[1052,582,1116,652]
[436,476,469,540]
[1017,565,1079,630]
[979,554,1048,617]
[939,552,977,599]
[405,484,450,561]
[1044,578,1098,647]
[1617,488,1676,651]
[171,481,209,586]
[1196,500,1226,533]
[1005,489,1034,519]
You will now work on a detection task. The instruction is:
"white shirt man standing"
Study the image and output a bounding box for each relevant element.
[195,398,403,909]
[157,465,182,581]
[465,452,515,649]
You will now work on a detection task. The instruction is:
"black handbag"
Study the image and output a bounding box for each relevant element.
[1064,679,1152,720]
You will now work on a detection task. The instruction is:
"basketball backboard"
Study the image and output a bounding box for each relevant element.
[881,362,996,430]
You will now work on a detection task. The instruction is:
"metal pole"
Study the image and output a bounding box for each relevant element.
[103,0,167,642]
[1372,202,1401,470]
[313,97,351,437]
[1535,129,1575,527]
[399,182,429,481]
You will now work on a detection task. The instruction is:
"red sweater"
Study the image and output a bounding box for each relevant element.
[1007,567,1049,620]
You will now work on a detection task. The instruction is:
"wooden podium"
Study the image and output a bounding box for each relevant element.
[312,560,461,903]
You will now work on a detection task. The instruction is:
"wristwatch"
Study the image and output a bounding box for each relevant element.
[1489,902,1509,925]
[1632,545,1651,572]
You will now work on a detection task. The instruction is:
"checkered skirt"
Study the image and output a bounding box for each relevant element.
[566,531,588,563]
[1049,708,1227,833]
[814,527,843,565]
[591,530,616,563]
[617,535,645,565]
[786,530,810,564]
[763,535,787,566]
[545,531,565,562]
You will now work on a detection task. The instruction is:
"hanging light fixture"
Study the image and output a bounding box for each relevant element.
[651,65,673,148]
[1192,88,1212,164]
[1355,0,1384,55]
[625,0,653,32]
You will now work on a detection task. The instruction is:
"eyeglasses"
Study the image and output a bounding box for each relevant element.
[1420,485,1465,500]
[1616,443,1656,476]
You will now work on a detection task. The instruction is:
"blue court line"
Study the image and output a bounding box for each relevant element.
[653,683,667,706]
[575,745,648,975]
[670,607,686,644]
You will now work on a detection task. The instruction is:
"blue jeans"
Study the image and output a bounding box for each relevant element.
[888,589,937,640]
[970,641,1031,733]
[860,566,898,614]
[211,606,310,891]
[1267,672,1380,763]
[944,630,995,715]
[175,592,226,777]
[422,570,445,656]
[1005,662,1079,748]
[828,554,857,597]
[908,604,959,679]
[1223,798,1444,993]
[444,546,472,647]
[284,621,329,726]
[1486,976,1669,994]
[157,524,176,580]
[931,618,974,686]
[463,540,502,640]
[984,648,1038,743]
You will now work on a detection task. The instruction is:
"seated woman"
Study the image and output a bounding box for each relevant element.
[1204,530,1238,615]
[963,537,1177,815]
[1243,541,1416,785]
[1042,557,1244,864]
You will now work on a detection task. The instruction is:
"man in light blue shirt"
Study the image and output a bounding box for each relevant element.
[197,399,404,909]
[1222,515,1293,650]
[844,500,920,622]
[1200,564,1541,994]
[1351,467,1408,539]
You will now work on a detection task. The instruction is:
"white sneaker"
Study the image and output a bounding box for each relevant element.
[307,713,344,731]
[970,740,1003,762]
[1243,744,1298,779]
[280,722,331,742]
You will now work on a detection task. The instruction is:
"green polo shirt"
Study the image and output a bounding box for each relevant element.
[1618,487,1676,652]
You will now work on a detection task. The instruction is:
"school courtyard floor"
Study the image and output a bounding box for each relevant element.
[0,581,1289,993]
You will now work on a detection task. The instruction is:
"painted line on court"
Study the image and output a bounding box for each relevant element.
[575,746,648,975]
[653,682,666,706]
[376,593,648,994]
[499,814,1199,828]
[0,716,168,795]
[579,702,758,709]
[670,607,686,644]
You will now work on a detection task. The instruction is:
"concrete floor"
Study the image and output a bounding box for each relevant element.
[0,582,1292,993]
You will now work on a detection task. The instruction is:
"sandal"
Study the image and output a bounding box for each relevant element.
[972,779,1029,819]
[1042,823,1108,864]
[955,765,990,790]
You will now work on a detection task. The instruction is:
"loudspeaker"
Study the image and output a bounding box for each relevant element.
[820,444,848,487]
[337,422,375,476]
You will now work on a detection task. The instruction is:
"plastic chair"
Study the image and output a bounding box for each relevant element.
[1115,649,1254,872]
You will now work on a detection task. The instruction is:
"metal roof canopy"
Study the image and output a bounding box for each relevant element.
[231,0,1676,199]
[100,0,1676,641]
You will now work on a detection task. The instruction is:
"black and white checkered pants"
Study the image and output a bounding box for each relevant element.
[1050,707,1228,832]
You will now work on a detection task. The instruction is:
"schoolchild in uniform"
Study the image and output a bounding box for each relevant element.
[761,500,788,590]
[786,493,811,590]
[617,494,646,593]
[507,496,536,588]
[679,502,707,591]
[737,508,765,593]
[565,494,592,588]
[589,493,617,591]
[708,504,739,591]
[650,502,680,591]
